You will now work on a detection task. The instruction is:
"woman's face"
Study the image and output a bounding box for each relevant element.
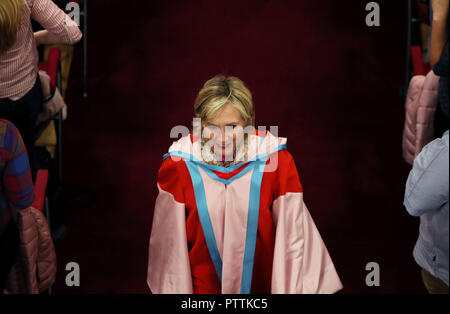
[202,102,246,161]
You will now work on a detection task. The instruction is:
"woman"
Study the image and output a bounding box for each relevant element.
[0,0,82,178]
[147,75,343,294]
[0,119,34,293]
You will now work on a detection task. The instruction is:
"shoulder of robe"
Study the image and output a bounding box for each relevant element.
[157,156,190,202]
[268,149,303,198]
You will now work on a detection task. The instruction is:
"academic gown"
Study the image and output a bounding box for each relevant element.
[147,130,343,294]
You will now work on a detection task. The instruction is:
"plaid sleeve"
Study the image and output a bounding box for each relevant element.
[2,122,35,210]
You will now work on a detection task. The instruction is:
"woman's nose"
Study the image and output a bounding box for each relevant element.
[221,129,226,144]
[221,128,234,145]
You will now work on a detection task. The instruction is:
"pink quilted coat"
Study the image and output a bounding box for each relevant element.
[402,70,440,165]
[5,207,57,294]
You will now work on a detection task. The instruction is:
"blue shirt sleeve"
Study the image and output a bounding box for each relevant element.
[404,132,449,216]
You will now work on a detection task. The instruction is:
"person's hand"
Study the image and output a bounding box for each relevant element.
[430,0,449,67]
[34,31,43,46]
[33,30,48,47]
[432,0,449,22]
[33,30,61,46]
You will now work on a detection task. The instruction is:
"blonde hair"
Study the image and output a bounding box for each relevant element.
[194,75,255,127]
[0,0,23,54]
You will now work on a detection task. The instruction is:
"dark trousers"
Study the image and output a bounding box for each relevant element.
[0,219,20,294]
[0,75,43,181]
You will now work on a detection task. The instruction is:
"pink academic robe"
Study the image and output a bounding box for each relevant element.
[147,130,343,294]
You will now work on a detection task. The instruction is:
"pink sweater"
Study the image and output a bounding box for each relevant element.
[0,0,82,100]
